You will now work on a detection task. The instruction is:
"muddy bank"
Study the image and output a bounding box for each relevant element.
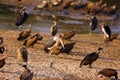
[0,0,118,21]
[0,29,120,79]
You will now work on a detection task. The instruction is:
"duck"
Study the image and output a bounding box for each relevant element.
[20,65,33,80]
[23,33,43,47]
[17,46,28,65]
[80,47,103,68]
[98,68,118,80]
[62,28,76,40]
[17,24,32,41]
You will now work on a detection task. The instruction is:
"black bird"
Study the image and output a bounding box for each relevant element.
[87,15,98,34]
[20,65,33,80]
[0,46,5,54]
[17,24,32,41]
[80,47,103,68]
[17,46,28,65]
[23,33,43,47]
[100,22,111,41]
[15,7,29,27]
[0,37,3,44]
[98,68,118,80]
[44,34,64,67]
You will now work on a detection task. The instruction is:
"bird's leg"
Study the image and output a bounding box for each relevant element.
[49,51,54,68]
[89,64,93,68]
[89,30,93,35]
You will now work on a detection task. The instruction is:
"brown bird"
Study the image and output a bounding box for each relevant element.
[103,5,117,15]
[20,65,33,80]
[0,53,7,69]
[98,68,118,80]
[17,46,28,65]
[80,47,103,68]
[17,24,32,41]
[23,33,43,47]
[104,33,119,42]
[34,0,48,9]
[62,28,76,40]
[62,41,76,54]
[0,45,5,54]
[50,20,58,36]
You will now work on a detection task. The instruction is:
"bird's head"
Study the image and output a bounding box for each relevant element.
[98,47,103,51]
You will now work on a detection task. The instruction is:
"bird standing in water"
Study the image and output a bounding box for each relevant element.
[80,47,103,68]
[87,15,98,35]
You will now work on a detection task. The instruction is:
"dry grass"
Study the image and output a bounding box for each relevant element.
[0,29,120,80]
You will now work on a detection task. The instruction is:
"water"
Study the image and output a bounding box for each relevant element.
[0,3,120,34]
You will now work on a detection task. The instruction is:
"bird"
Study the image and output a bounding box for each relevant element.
[0,45,5,54]
[0,53,7,69]
[50,20,58,36]
[17,46,28,65]
[34,0,48,10]
[100,22,111,42]
[20,64,33,80]
[103,5,117,15]
[80,47,103,68]
[62,28,76,40]
[98,68,118,80]
[17,24,32,41]
[15,7,29,27]
[109,33,119,42]
[62,41,76,54]
[23,33,43,47]
[87,15,98,35]
[0,37,3,44]
[44,34,64,67]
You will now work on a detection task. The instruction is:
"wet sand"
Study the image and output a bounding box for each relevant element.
[0,29,120,80]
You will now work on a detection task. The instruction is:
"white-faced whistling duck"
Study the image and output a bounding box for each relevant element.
[80,47,103,68]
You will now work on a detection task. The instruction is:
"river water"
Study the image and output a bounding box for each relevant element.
[0,2,120,34]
